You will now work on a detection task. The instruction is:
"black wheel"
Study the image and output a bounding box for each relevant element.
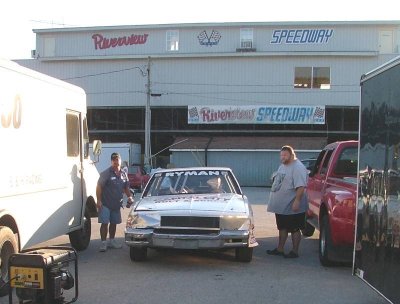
[301,222,315,237]
[0,226,18,297]
[319,216,334,266]
[69,209,91,251]
[130,247,147,261]
[235,247,253,262]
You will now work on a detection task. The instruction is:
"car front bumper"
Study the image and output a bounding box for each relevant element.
[125,228,250,249]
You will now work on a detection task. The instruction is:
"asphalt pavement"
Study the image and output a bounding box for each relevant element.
[2,187,388,304]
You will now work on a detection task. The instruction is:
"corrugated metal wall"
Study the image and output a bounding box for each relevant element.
[17,23,400,109]
[170,150,318,186]
[17,56,392,108]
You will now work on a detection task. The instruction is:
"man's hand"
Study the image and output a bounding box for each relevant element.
[126,196,134,208]
[96,200,102,211]
[292,199,300,212]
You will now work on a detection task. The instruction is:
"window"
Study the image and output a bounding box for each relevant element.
[66,113,80,157]
[43,37,56,57]
[313,67,330,89]
[294,67,312,88]
[333,147,358,176]
[294,67,330,89]
[166,30,179,51]
[83,117,89,158]
[240,28,253,48]
[320,150,333,175]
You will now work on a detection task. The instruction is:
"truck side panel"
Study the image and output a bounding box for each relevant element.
[0,60,96,250]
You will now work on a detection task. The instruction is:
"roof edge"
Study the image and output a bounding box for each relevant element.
[33,20,400,33]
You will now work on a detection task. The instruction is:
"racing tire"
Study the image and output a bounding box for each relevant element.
[130,247,147,262]
[69,209,91,251]
[301,222,315,237]
[319,216,334,266]
[235,247,253,263]
[0,226,18,297]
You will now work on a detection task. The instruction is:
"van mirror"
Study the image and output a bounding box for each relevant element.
[92,140,102,162]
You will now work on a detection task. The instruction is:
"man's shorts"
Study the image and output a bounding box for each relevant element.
[98,205,122,224]
[275,213,306,233]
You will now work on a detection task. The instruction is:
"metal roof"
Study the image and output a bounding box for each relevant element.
[33,20,400,34]
[170,136,327,151]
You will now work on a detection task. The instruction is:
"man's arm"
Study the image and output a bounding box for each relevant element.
[292,186,305,212]
[96,184,102,210]
[124,186,134,207]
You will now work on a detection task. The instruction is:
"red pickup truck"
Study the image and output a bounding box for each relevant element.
[305,140,358,266]
[127,164,150,192]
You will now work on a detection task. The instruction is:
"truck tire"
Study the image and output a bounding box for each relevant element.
[69,209,91,251]
[0,227,18,297]
[235,247,253,262]
[319,216,334,266]
[301,223,315,237]
[130,247,147,261]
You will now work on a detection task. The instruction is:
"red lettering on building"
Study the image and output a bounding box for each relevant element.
[92,33,149,50]
[199,107,256,123]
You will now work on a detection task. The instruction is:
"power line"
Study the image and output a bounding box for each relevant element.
[164,90,359,95]
[30,19,77,27]
[86,90,146,95]
[61,66,147,80]
[153,81,359,88]
[84,89,359,97]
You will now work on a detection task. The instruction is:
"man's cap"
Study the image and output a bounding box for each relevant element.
[111,152,121,160]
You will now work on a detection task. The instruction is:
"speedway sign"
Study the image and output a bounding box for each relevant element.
[188,105,325,124]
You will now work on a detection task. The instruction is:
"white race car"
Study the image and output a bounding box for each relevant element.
[125,167,257,262]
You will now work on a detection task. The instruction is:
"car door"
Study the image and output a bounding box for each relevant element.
[307,149,333,218]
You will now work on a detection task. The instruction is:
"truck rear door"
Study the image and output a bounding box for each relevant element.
[66,110,84,230]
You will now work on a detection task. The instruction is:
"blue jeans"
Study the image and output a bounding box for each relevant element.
[98,205,122,224]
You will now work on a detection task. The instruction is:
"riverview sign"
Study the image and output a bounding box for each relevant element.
[188,105,325,124]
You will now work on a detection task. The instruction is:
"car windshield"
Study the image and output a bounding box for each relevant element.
[143,169,240,196]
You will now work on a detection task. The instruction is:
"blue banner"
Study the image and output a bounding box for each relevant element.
[188,105,325,124]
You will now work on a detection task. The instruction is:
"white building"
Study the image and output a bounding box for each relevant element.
[16,20,400,184]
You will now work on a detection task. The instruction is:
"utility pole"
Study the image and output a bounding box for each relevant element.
[144,56,151,170]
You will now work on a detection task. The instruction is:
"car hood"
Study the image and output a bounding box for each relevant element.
[136,193,247,214]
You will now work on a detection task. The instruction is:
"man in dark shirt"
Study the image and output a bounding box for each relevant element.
[96,152,134,252]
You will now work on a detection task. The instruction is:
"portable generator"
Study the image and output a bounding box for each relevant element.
[8,246,78,304]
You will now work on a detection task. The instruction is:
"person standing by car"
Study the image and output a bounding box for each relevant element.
[266,145,308,258]
[96,152,134,252]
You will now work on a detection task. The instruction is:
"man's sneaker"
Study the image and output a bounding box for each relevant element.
[109,239,122,249]
[99,241,107,252]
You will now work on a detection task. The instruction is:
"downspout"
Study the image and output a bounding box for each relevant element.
[205,137,213,167]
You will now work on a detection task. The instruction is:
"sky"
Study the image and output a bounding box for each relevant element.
[1,0,399,60]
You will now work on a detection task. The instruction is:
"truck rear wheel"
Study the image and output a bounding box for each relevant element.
[0,227,18,297]
[130,247,147,261]
[319,216,334,266]
[235,247,253,262]
[69,209,91,251]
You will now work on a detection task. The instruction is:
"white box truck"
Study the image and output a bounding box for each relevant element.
[0,59,100,296]
[90,142,141,173]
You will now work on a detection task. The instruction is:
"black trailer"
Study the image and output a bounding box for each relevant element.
[355,55,400,304]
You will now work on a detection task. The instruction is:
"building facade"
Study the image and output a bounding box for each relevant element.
[16,21,400,183]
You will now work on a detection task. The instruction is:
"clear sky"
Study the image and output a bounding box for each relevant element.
[1,0,398,60]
